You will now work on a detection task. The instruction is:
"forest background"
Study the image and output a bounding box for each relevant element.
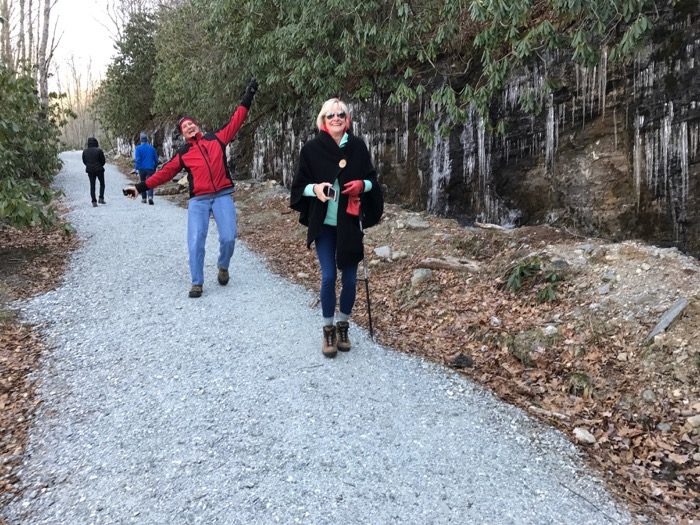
[0,0,686,231]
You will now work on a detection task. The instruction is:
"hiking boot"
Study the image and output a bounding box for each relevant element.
[322,325,337,358]
[188,285,203,298]
[217,268,229,286]
[148,198,154,205]
[336,321,351,352]
[98,197,105,204]
[92,201,98,207]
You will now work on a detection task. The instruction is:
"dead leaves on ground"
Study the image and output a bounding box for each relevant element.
[0,222,76,507]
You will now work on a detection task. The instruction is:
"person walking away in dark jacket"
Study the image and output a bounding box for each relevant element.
[134,132,159,205]
[123,78,258,298]
[82,137,106,207]
[290,98,383,358]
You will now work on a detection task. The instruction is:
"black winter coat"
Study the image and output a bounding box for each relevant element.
[82,137,106,174]
[290,131,383,269]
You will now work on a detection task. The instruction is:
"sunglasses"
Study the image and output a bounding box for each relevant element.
[325,112,347,120]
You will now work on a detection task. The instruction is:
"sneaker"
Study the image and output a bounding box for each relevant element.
[188,285,203,298]
[148,198,154,205]
[336,321,351,352]
[217,268,229,286]
[92,201,98,207]
[98,198,105,204]
[322,325,337,358]
[142,198,147,203]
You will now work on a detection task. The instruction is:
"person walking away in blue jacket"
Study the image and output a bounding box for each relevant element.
[134,132,159,205]
[82,137,106,207]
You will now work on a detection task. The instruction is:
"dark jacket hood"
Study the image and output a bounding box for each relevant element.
[87,137,99,148]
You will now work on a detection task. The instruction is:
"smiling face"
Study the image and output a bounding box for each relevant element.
[179,119,200,140]
[316,98,350,140]
[323,103,348,141]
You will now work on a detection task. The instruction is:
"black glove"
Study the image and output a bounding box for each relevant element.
[240,77,258,108]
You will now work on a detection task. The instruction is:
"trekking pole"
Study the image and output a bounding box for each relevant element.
[359,218,374,340]
[362,254,374,340]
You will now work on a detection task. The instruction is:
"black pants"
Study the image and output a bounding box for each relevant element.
[88,171,105,202]
[138,169,155,199]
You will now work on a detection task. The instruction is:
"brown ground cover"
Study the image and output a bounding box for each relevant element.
[0,222,77,523]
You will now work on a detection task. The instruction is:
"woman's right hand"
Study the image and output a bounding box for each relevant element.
[313,182,332,202]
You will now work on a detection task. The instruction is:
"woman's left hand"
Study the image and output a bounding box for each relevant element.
[341,180,364,196]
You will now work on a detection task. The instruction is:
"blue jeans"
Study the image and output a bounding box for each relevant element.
[138,170,154,199]
[187,193,237,285]
[315,225,358,319]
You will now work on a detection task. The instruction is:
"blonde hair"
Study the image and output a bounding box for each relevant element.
[315,98,350,130]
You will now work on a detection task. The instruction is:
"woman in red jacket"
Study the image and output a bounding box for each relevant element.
[125,79,258,298]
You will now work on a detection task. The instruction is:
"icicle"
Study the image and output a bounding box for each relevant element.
[545,93,555,174]
[572,66,578,125]
[662,102,674,195]
[599,48,608,118]
[117,137,132,158]
[534,64,546,106]
[690,120,699,161]
[580,66,587,129]
[633,55,638,100]
[460,106,475,182]
[162,125,176,160]
[477,115,487,190]
[555,105,560,154]
[427,116,452,214]
[403,101,410,163]
[252,127,266,181]
[634,113,644,210]
[643,127,658,195]
[679,121,689,213]
[590,64,597,121]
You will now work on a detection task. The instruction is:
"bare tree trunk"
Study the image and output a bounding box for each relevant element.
[27,0,34,76]
[37,0,50,105]
[18,0,26,65]
[0,0,13,68]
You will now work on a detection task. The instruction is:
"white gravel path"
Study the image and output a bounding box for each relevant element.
[2,152,632,524]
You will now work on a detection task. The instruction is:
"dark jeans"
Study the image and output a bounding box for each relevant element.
[88,171,105,202]
[138,169,155,199]
[315,225,358,319]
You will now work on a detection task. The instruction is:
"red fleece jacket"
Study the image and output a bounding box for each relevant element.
[141,105,248,197]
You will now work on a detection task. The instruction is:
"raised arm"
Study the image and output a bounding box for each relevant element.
[215,78,258,145]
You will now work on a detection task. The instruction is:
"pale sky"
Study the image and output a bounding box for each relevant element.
[51,0,116,85]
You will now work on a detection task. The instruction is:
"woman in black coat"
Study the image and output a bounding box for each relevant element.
[290,98,383,358]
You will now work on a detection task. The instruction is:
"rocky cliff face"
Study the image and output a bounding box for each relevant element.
[247,8,700,256]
